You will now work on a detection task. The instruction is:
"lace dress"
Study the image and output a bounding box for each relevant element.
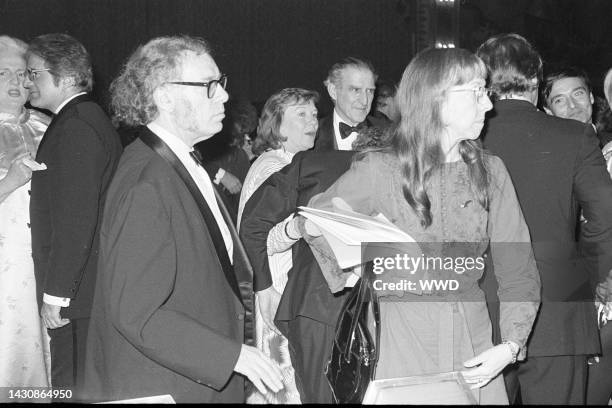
[238,149,301,404]
[0,109,51,397]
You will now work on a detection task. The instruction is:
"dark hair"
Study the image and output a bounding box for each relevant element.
[323,56,378,88]
[253,88,319,155]
[542,66,591,107]
[393,47,490,227]
[27,33,93,92]
[476,33,542,96]
[110,35,210,127]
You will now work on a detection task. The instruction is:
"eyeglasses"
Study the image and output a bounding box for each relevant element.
[448,86,492,100]
[166,74,228,99]
[26,68,51,81]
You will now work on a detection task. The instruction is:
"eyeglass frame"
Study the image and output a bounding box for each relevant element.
[447,86,493,100]
[26,68,51,81]
[165,74,228,99]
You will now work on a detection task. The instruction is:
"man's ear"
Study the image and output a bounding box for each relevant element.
[60,76,77,90]
[327,81,338,103]
[589,91,595,106]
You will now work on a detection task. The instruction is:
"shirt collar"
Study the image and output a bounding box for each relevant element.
[54,92,87,114]
[147,121,194,157]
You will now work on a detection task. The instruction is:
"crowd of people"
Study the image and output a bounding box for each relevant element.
[0,30,611,405]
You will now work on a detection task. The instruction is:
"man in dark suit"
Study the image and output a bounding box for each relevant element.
[313,57,377,152]
[240,150,356,402]
[83,35,281,403]
[477,33,612,405]
[25,33,122,396]
[541,66,612,405]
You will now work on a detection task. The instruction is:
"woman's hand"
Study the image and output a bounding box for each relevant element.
[461,343,514,389]
[4,153,32,190]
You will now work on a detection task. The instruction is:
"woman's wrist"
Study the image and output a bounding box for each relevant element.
[501,340,520,364]
[284,217,300,240]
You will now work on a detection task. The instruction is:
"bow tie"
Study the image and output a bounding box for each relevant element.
[339,122,366,139]
[189,149,204,166]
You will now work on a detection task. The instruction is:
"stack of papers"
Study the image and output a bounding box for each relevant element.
[298,205,415,269]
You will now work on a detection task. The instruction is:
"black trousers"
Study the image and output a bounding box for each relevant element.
[587,323,612,404]
[507,355,587,405]
[48,318,89,401]
[285,316,335,404]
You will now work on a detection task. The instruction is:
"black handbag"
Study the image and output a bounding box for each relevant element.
[325,262,381,404]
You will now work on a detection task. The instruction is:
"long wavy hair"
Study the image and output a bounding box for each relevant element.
[393,48,490,227]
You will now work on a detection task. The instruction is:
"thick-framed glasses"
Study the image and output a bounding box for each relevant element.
[26,68,51,81]
[448,86,492,100]
[166,74,228,99]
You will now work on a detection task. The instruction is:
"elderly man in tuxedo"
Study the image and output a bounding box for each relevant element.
[313,57,377,151]
[478,33,612,405]
[25,33,123,397]
[83,35,282,403]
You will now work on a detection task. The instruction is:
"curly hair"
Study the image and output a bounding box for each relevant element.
[252,88,319,155]
[27,33,93,92]
[393,47,490,227]
[110,35,211,127]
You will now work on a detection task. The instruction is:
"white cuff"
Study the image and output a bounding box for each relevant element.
[43,293,71,307]
[214,168,226,185]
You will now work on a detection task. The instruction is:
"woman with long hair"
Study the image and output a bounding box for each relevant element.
[308,48,540,404]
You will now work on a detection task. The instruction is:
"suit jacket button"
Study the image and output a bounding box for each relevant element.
[27,223,30,228]
[237,313,244,320]
[28,190,31,196]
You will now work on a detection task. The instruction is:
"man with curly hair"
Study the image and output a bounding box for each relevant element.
[83,35,282,403]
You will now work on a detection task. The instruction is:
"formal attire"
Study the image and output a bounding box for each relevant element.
[236,148,299,403]
[29,93,122,395]
[84,125,244,403]
[240,150,356,403]
[308,151,540,404]
[313,110,371,152]
[0,109,51,396]
[482,99,612,405]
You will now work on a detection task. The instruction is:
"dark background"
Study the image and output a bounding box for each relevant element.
[1,0,611,115]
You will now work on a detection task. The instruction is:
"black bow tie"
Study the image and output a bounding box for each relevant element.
[339,122,366,139]
[190,149,204,166]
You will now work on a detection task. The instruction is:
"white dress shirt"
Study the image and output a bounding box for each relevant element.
[333,109,359,151]
[148,122,234,263]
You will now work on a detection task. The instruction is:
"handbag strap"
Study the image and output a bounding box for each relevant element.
[139,129,243,304]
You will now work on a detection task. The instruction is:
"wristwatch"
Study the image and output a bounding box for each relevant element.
[502,340,520,364]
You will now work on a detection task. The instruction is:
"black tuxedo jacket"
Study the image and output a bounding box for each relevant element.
[84,130,245,403]
[483,99,612,356]
[30,94,122,319]
[313,115,336,151]
[240,150,356,329]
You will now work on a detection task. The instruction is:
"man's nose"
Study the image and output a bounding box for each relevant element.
[357,90,368,106]
[568,97,577,109]
[23,76,33,88]
[217,84,229,103]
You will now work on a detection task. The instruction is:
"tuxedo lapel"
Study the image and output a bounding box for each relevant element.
[138,127,243,304]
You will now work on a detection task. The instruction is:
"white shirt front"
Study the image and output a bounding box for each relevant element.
[332,110,359,151]
[148,122,234,264]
